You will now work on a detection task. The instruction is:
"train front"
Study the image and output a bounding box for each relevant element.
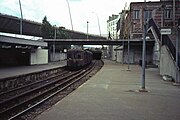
[67,49,85,69]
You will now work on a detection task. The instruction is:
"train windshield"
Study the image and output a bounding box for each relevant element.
[76,53,81,59]
[67,50,84,59]
[67,52,74,59]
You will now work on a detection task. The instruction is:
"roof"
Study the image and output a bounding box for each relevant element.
[0,35,47,47]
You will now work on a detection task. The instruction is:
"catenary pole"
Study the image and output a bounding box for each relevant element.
[66,0,73,30]
[141,0,147,91]
[19,0,23,35]
[175,27,179,83]
[53,26,56,61]
[96,14,101,36]
[92,12,101,36]
[87,21,89,39]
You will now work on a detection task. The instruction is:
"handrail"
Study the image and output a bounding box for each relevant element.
[148,19,161,40]
[148,18,180,69]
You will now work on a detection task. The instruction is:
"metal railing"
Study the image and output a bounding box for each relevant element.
[148,18,180,69]
[148,18,161,40]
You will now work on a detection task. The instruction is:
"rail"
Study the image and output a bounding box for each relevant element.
[0,60,103,120]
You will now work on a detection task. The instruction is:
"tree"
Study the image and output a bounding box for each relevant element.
[41,16,71,51]
[41,16,53,38]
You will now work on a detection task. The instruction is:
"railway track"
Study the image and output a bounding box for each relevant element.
[0,60,103,120]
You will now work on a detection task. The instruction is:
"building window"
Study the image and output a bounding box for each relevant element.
[145,10,152,20]
[164,9,172,19]
[133,10,140,19]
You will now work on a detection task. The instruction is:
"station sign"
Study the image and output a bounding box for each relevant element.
[160,28,171,35]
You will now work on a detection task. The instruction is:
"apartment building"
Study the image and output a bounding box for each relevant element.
[107,14,119,39]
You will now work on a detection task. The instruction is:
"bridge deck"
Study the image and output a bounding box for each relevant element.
[43,39,155,45]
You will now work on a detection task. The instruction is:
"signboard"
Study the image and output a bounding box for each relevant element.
[160,28,171,35]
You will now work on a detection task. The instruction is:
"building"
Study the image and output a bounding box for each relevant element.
[107,14,120,60]
[121,0,180,82]
[123,11,131,39]
[108,0,180,65]
[127,0,180,39]
[107,14,119,40]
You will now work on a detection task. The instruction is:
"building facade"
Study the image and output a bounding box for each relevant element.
[107,14,119,40]
[124,0,180,39]
[107,14,118,60]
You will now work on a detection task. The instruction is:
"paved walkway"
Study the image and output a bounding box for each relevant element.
[0,61,66,79]
[35,60,180,120]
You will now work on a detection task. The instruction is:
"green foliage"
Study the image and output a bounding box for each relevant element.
[41,16,71,51]
[41,16,69,39]
[41,16,53,39]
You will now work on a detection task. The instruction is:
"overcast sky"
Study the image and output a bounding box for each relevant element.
[0,0,159,36]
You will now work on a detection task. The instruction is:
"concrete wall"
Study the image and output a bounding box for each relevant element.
[49,52,67,62]
[160,45,180,82]
[153,42,160,67]
[108,45,116,61]
[116,50,123,63]
[0,67,62,92]
[112,46,117,61]
[123,49,136,64]
[121,45,153,64]
[31,48,48,65]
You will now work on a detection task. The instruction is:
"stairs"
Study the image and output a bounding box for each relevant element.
[148,18,180,69]
[148,18,180,82]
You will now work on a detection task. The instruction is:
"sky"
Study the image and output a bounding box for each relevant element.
[0,0,159,37]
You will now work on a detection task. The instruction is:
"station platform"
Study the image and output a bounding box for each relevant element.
[35,60,180,120]
[0,61,66,79]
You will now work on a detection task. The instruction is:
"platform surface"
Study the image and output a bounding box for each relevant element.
[0,61,66,79]
[35,60,180,120]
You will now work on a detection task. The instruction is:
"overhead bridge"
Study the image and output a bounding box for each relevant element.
[43,39,154,46]
[0,13,106,39]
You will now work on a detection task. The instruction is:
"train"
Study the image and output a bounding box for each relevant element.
[88,49,102,60]
[67,49,102,70]
[67,49,93,70]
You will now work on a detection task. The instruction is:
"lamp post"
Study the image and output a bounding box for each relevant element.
[174,19,180,85]
[97,14,101,36]
[53,26,57,62]
[127,33,130,70]
[18,0,23,35]
[140,0,147,92]
[87,21,89,39]
[173,0,175,27]
[92,12,101,36]
[66,0,73,30]
[92,12,103,56]
[126,22,131,71]
[175,26,179,84]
